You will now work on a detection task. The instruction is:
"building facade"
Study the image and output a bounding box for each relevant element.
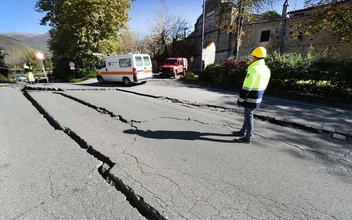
[191,0,352,71]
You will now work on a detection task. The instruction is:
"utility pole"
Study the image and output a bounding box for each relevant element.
[201,0,206,71]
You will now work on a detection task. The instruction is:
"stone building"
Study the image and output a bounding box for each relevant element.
[191,0,352,71]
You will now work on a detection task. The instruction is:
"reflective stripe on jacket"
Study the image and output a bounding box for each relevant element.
[237,59,271,109]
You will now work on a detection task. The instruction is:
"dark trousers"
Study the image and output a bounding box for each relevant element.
[240,107,255,140]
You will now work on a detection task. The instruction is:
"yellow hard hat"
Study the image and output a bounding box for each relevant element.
[251,47,267,58]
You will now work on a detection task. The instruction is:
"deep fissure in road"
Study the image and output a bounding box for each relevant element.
[52,87,350,141]
[22,90,166,220]
[53,89,352,181]
[23,85,351,141]
[21,87,351,219]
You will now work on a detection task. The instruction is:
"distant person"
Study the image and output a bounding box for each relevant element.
[234,47,271,144]
[23,61,34,84]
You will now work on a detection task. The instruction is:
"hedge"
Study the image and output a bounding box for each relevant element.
[197,52,352,103]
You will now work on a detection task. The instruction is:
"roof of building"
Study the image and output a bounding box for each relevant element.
[287,6,315,14]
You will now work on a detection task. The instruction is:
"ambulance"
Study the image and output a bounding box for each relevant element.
[95,53,153,86]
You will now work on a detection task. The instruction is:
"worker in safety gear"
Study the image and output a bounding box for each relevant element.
[23,61,34,84]
[233,47,271,144]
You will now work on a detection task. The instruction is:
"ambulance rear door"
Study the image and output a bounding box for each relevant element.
[132,54,153,82]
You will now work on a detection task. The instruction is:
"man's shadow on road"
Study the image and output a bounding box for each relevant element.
[123,129,234,143]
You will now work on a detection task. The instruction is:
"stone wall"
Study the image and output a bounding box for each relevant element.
[192,1,235,70]
[191,0,352,71]
[240,19,285,57]
[283,15,352,56]
[192,0,235,70]
[240,15,352,57]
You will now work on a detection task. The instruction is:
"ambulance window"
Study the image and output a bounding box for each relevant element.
[135,56,143,67]
[143,56,151,66]
[119,58,131,67]
[96,57,106,69]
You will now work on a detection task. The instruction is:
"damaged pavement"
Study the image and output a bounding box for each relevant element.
[1,80,352,220]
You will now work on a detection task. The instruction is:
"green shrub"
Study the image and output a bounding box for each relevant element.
[198,62,222,83]
[266,51,352,102]
[198,58,248,87]
[181,71,198,82]
[266,51,313,93]
[194,51,352,103]
[69,69,96,83]
[0,74,8,83]
[220,58,249,87]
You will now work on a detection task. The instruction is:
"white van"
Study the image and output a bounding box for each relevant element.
[182,58,188,71]
[95,53,153,86]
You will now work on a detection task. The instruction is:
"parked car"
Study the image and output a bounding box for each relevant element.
[159,57,188,78]
[15,76,27,82]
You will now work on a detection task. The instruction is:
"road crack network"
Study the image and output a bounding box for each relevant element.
[21,87,350,219]
[22,90,166,220]
[24,86,352,141]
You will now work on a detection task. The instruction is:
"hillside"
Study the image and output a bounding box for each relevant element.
[0,35,30,51]
[0,32,50,54]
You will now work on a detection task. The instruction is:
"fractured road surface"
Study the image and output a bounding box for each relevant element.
[0,88,145,220]
[14,86,352,220]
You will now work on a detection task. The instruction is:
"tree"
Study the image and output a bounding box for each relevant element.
[148,0,173,59]
[169,14,190,56]
[0,48,9,78]
[132,31,148,54]
[261,10,281,20]
[35,0,132,79]
[147,0,191,66]
[143,34,165,68]
[218,0,278,59]
[4,47,42,70]
[120,30,137,53]
[301,0,352,43]
[120,30,146,53]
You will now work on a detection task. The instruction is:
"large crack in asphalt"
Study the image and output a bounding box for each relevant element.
[22,90,166,220]
[21,86,351,219]
[24,85,352,141]
[115,89,350,142]
[24,87,352,173]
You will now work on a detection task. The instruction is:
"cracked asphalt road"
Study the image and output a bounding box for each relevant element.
[1,79,351,220]
[0,88,145,220]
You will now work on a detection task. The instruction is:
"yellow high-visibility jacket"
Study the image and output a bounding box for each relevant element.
[237,59,271,108]
[23,63,34,82]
